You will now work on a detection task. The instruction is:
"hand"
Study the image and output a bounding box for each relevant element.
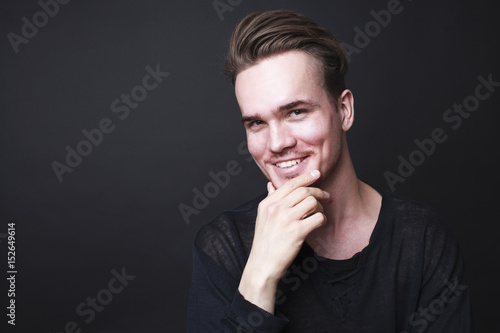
[238,170,329,313]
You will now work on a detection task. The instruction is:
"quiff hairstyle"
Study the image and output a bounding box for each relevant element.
[224,10,348,102]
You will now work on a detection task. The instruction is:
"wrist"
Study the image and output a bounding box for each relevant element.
[239,262,279,314]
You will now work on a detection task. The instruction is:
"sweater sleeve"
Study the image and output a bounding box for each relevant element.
[405,211,474,333]
[187,216,289,333]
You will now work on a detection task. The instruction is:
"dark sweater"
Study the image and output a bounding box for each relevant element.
[187,189,473,332]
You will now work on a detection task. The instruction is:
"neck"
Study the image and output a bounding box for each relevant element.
[306,140,382,259]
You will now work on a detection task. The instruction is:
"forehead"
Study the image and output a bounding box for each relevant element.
[235,51,326,116]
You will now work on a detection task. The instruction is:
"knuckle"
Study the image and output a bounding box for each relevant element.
[285,179,298,191]
[305,195,317,206]
[267,202,280,214]
[296,187,309,197]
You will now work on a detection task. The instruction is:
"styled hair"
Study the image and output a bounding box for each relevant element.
[224,10,348,101]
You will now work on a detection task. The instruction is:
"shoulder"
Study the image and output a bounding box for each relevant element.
[373,190,468,281]
[389,191,440,222]
[373,189,462,258]
[383,190,452,235]
[193,194,265,267]
[195,193,265,244]
[380,189,463,266]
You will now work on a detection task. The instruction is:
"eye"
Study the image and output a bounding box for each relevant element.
[249,119,265,128]
[290,109,307,117]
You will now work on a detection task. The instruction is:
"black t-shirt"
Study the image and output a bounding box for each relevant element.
[187,189,473,332]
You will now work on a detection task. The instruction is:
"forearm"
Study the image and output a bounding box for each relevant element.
[238,172,327,316]
[188,247,288,332]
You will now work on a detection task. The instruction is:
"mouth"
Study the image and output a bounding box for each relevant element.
[275,157,306,168]
[269,155,312,181]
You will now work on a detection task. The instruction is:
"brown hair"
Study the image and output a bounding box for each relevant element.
[224,10,348,102]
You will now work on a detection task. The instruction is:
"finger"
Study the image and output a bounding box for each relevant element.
[290,195,324,220]
[273,170,321,199]
[267,182,276,195]
[281,186,329,209]
[299,212,326,235]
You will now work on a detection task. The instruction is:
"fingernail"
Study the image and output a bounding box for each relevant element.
[310,170,320,178]
[323,191,330,198]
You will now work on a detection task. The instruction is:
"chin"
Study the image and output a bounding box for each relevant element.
[269,171,309,189]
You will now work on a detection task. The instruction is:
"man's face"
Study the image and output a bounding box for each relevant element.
[235,50,347,189]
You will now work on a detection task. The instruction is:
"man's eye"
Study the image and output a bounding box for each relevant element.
[290,109,306,116]
[250,120,264,127]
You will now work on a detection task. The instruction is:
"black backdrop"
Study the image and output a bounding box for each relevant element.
[1,0,499,332]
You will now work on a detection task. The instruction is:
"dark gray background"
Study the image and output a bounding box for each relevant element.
[1,0,498,332]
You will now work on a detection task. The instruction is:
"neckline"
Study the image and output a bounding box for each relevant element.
[302,242,361,270]
[302,186,392,264]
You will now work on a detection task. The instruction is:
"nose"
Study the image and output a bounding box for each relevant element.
[267,122,297,153]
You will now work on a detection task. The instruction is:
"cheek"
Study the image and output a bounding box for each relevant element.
[246,134,265,160]
[295,119,333,146]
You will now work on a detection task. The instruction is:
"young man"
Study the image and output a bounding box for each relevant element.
[187,10,473,332]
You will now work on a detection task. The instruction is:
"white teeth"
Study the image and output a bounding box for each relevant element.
[276,158,302,168]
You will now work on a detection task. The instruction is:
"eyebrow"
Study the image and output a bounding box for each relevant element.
[241,99,319,123]
[279,100,319,111]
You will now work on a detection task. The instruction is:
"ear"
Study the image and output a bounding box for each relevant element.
[338,89,354,132]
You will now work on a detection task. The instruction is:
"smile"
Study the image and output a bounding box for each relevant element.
[275,158,305,168]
